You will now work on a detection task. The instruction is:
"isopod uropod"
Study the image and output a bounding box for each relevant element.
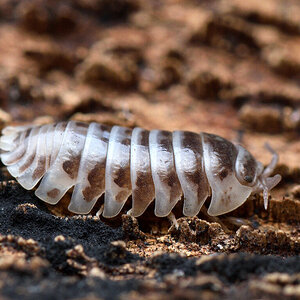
[0,121,281,219]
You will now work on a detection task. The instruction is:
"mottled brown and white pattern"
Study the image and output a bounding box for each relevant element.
[0,121,282,218]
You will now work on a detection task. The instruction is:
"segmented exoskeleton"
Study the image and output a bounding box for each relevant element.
[0,121,281,218]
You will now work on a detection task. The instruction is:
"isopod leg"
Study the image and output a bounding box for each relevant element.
[96,205,104,218]
[167,212,179,230]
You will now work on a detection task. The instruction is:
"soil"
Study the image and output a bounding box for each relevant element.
[0,0,299,299]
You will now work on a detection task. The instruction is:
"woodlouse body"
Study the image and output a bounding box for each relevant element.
[0,121,281,218]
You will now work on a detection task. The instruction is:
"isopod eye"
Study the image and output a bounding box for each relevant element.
[235,145,260,187]
[244,175,254,183]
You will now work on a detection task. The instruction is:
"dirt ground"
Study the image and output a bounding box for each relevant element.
[0,0,299,299]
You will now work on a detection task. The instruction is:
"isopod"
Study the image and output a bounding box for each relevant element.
[0,121,281,218]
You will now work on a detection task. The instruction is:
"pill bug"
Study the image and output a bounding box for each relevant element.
[0,121,281,218]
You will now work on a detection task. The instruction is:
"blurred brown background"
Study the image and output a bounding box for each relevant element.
[0,0,300,167]
[0,0,299,187]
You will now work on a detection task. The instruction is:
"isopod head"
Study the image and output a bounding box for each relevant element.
[202,134,281,216]
[235,143,281,211]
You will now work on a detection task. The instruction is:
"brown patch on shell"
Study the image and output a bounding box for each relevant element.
[202,133,237,180]
[75,122,89,128]
[47,188,60,199]
[166,171,178,188]
[113,166,131,188]
[218,169,229,181]
[32,156,46,180]
[82,161,106,202]
[180,131,209,202]
[139,129,149,146]
[116,190,131,203]
[62,155,81,179]
[24,129,31,138]
[19,153,36,173]
[134,171,155,204]
[158,130,172,152]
